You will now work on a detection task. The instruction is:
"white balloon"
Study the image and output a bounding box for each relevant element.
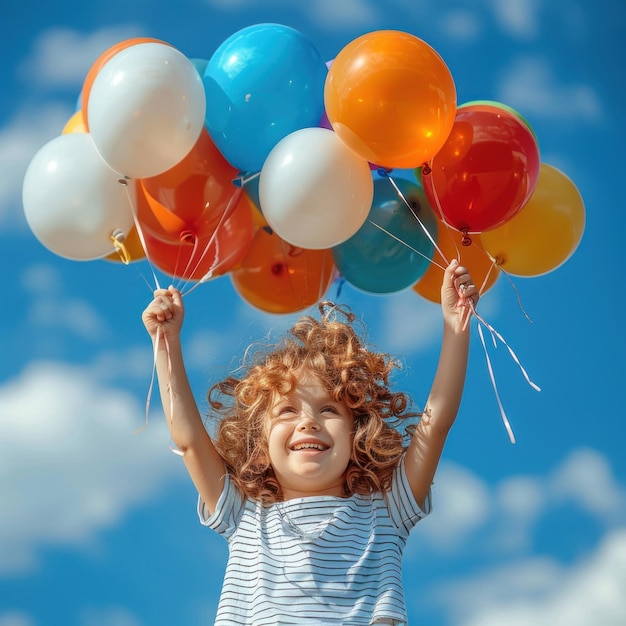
[88,42,206,179]
[258,128,373,249]
[22,133,135,260]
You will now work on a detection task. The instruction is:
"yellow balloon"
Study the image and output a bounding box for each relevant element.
[481,164,585,277]
[62,110,87,134]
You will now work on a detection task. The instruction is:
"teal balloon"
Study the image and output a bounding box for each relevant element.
[189,57,208,77]
[333,178,438,294]
[203,23,327,172]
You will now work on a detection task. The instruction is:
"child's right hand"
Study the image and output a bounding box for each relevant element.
[142,286,184,342]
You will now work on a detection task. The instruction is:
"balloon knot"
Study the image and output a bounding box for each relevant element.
[461,229,472,247]
[422,163,432,176]
[271,262,284,276]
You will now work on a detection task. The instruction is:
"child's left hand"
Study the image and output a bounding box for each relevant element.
[441,260,480,331]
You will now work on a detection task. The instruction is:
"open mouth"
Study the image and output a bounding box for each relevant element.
[290,442,330,452]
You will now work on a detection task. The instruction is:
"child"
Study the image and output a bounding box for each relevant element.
[142,259,479,625]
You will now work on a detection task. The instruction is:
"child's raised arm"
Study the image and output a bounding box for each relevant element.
[142,287,226,514]
[404,260,479,508]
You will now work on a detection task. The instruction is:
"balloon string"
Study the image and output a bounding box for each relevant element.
[476,322,517,444]
[183,185,245,297]
[163,329,184,456]
[135,312,185,457]
[468,297,541,444]
[119,178,161,291]
[471,302,541,392]
[382,173,450,269]
[471,240,534,324]
[134,329,160,435]
[239,171,260,186]
[479,259,498,295]
[366,219,443,268]
[499,265,534,324]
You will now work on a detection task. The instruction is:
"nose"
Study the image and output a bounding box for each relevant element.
[297,413,321,431]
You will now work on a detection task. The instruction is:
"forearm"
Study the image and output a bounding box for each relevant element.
[423,320,470,433]
[153,336,208,452]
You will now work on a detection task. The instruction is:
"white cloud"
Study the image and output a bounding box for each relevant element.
[205,0,378,30]
[498,57,603,122]
[28,296,109,341]
[380,290,442,355]
[20,262,112,342]
[309,0,379,30]
[440,10,484,42]
[0,361,180,574]
[18,26,145,89]
[21,263,64,294]
[0,613,36,626]
[435,529,626,626]
[490,0,540,39]
[550,448,626,522]
[79,607,142,626]
[415,462,491,551]
[492,474,545,551]
[408,447,625,557]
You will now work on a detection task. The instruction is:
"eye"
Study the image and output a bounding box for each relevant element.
[276,405,297,418]
[321,405,340,415]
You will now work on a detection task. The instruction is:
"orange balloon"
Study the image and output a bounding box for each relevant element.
[81,37,167,129]
[62,110,87,134]
[139,128,239,242]
[231,228,336,314]
[141,192,254,280]
[480,164,585,277]
[324,30,456,169]
[104,225,146,263]
[413,222,500,303]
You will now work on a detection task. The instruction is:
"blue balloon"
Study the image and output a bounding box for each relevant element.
[203,24,327,172]
[333,178,438,294]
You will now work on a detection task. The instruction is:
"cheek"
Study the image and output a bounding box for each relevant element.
[267,423,289,452]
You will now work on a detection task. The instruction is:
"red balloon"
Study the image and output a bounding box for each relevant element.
[140,192,255,281]
[138,128,239,242]
[422,106,540,233]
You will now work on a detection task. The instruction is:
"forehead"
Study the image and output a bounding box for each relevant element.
[274,370,331,401]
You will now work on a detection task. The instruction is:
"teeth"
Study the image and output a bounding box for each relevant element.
[293,443,326,451]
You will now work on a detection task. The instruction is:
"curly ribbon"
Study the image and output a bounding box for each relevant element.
[110,229,131,265]
[471,302,541,444]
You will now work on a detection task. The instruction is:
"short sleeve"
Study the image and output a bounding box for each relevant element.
[197,473,245,540]
[386,454,432,538]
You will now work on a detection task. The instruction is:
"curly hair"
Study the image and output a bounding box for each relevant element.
[207,302,420,503]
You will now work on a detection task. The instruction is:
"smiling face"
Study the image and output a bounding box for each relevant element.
[266,371,354,500]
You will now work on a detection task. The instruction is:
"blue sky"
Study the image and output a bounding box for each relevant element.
[1,1,625,625]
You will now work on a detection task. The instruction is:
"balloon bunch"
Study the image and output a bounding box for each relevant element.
[22,25,585,315]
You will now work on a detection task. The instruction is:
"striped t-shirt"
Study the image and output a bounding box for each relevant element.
[198,456,431,625]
